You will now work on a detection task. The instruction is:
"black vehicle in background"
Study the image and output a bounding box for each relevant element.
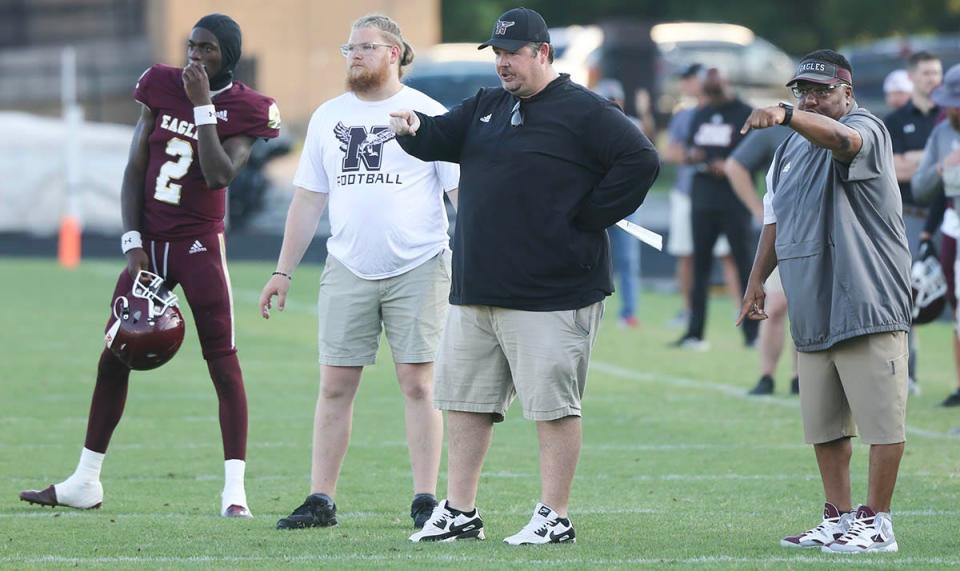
[402,43,501,109]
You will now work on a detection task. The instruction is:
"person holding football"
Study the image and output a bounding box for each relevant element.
[19,13,281,518]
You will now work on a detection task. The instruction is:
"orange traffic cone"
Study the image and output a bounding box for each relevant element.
[58,215,81,269]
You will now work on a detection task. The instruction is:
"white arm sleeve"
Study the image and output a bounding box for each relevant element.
[762,162,777,225]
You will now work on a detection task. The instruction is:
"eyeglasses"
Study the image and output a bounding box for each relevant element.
[510,101,523,127]
[791,83,849,99]
[340,42,394,57]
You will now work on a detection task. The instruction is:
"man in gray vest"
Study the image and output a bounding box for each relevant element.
[737,49,912,554]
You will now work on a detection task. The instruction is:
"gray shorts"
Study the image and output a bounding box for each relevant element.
[434,302,604,422]
[316,251,451,366]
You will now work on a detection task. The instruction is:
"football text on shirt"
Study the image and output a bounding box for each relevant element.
[333,122,404,187]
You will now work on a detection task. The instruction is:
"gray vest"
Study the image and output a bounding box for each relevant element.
[770,108,911,352]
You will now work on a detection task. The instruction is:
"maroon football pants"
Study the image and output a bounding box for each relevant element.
[85,232,247,460]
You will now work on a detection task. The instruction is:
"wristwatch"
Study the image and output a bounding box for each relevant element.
[778,102,794,126]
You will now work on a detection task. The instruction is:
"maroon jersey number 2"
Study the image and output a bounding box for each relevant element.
[155,137,194,205]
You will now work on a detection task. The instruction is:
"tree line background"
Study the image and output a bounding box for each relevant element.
[442,0,960,55]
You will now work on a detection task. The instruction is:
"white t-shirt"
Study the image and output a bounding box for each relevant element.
[294,86,459,279]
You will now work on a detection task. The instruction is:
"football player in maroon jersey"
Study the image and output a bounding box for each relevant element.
[19,13,280,518]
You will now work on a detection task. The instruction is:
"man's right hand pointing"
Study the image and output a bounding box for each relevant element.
[389,109,421,136]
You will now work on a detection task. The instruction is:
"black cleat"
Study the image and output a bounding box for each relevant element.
[411,493,438,529]
[942,389,960,407]
[276,493,337,529]
[790,376,800,395]
[748,375,775,395]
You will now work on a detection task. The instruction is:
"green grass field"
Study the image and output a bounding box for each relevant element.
[1,257,958,569]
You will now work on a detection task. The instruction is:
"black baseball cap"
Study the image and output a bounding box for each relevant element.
[478,7,550,51]
[786,58,853,87]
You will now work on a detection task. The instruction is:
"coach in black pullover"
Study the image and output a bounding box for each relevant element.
[393,73,659,311]
[391,7,659,545]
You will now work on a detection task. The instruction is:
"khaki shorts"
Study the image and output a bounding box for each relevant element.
[316,251,451,366]
[434,302,604,422]
[797,331,908,445]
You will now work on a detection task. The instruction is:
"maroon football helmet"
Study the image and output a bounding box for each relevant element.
[104,270,185,370]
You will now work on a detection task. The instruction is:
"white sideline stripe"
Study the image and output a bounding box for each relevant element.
[0,440,405,451]
[5,471,945,484]
[0,507,669,520]
[591,361,960,441]
[2,508,952,520]
[1,554,958,566]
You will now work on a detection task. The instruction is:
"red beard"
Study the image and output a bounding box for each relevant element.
[347,62,390,93]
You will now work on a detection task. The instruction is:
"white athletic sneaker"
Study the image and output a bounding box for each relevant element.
[780,502,853,548]
[822,505,898,553]
[409,499,485,542]
[503,503,576,545]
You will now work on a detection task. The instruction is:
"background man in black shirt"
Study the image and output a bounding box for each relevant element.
[675,68,756,350]
[884,50,943,395]
[391,7,659,545]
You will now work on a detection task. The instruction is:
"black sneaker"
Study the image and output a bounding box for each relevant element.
[276,493,338,529]
[942,390,960,407]
[411,493,438,529]
[790,376,800,395]
[748,375,775,395]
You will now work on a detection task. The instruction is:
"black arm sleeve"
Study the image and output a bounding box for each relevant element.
[572,104,661,231]
[395,94,477,164]
[924,189,947,235]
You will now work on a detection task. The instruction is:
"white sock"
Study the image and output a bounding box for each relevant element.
[66,448,105,484]
[54,448,104,508]
[222,459,247,509]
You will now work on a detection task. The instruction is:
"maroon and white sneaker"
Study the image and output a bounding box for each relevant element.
[780,502,852,548]
[822,505,898,553]
[222,504,253,519]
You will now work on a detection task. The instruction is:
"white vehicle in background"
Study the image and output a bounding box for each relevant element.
[652,22,795,112]
[547,22,794,118]
[549,25,605,87]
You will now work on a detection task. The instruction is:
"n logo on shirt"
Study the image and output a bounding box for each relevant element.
[334,122,395,172]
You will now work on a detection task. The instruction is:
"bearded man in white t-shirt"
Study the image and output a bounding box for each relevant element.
[258,14,459,531]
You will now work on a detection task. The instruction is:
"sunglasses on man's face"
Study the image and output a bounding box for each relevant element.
[791,83,848,99]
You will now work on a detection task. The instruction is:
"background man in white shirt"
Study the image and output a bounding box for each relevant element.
[258,14,459,532]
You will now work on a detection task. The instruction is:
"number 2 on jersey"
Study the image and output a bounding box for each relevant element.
[154,137,193,204]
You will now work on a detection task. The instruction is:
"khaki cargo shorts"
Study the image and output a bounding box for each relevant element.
[433,302,604,422]
[316,251,451,366]
[797,331,908,445]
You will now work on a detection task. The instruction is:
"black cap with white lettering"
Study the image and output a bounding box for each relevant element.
[477,8,550,52]
[786,58,853,87]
